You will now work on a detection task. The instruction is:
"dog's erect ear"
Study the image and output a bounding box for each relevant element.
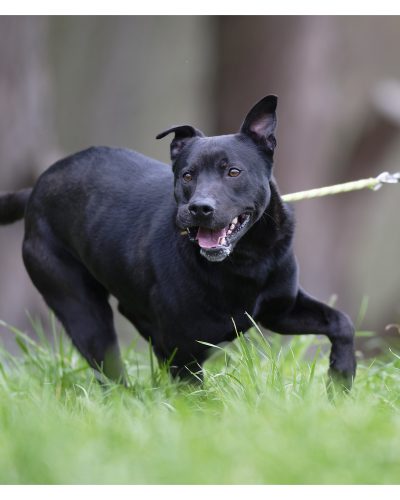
[156,125,204,161]
[240,95,278,153]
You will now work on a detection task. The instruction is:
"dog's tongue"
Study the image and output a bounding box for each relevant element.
[197,227,226,249]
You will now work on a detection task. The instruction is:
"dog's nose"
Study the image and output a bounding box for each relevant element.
[189,199,215,218]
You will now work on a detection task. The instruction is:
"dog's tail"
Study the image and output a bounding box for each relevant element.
[0,188,32,225]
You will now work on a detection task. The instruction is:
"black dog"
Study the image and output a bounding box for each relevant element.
[0,96,356,388]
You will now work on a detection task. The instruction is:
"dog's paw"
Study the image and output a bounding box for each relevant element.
[328,342,356,393]
[327,367,354,394]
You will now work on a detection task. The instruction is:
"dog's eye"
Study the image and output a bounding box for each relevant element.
[183,172,193,182]
[228,168,241,178]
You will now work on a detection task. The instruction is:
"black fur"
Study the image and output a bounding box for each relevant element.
[0,96,356,388]
[0,188,32,225]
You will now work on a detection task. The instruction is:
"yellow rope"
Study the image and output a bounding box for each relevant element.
[282,171,400,203]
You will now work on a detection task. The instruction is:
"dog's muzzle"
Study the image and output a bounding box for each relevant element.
[184,213,251,262]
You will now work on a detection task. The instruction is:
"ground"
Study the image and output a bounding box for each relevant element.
[0,315,399,484]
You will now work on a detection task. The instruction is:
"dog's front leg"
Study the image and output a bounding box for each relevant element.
[156,348,206,385]
[257,288,356,390]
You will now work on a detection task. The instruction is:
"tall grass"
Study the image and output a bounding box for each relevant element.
[0,314,400,484]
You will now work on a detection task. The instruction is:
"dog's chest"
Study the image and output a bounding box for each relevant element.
[154,264,264,334]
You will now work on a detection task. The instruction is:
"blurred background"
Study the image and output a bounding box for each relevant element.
[0,16,399,355]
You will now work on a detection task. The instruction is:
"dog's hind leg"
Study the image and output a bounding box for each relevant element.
[257,288,356,390]
[22,236,126,383]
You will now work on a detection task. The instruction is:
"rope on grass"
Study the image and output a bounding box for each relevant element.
[281,171,400,203]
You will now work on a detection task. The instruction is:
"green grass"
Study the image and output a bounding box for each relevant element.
[0,315,400,484]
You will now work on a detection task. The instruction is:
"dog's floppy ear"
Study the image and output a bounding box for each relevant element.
[156,125,204,161]
[240,95,278,153]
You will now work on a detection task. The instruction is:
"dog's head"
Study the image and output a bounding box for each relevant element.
[156,95,277,262]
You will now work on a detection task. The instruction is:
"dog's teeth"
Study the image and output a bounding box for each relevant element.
[229,224,235,230]
[221,237,227,245]
[227,229,232,235]
[232,217,238,224]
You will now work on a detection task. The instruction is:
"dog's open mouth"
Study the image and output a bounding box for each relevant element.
[186,213,251,262]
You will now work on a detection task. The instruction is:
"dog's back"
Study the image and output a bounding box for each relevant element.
[24,146,174,277]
